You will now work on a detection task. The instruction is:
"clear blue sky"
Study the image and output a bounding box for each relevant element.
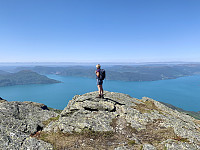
[0,0,200,62]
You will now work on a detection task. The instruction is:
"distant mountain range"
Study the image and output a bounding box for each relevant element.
[0,70,9,75]
[15,64,200,81]
[0,70,61,87]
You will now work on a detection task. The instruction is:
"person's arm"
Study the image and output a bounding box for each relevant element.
[96,71,100,77]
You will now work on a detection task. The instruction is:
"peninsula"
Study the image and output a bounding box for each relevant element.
[0,70,61,87]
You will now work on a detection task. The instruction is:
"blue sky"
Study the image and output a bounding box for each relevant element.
[0,0,200,62]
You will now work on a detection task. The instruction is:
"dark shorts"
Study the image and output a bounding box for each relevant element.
[97,79,103,85]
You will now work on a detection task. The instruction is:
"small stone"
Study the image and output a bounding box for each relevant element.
[142,144,156,150]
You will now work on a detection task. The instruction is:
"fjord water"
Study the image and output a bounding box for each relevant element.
[0,75,200,111]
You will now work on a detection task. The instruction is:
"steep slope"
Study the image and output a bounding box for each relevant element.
[42,91,200,150]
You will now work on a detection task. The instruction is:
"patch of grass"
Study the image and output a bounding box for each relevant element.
[133,119,177,148]
[128,140,136,145]
[110,118,138,134]
[110,118,117,129]
[140,145,143,150]
[132,100,164,114]
[174,136,190,143]
[78,129,115,139]
[42,115,59,126]
[38,130,68,149]
[125,123,138,134]
[37,129,118,150]
[39,131,50,141]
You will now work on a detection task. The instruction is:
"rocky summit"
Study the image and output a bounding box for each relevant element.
[1,91,200,150]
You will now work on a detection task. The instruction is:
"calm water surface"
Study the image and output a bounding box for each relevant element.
[0,75,200,111]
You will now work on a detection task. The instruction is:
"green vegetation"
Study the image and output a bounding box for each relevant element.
[15,64,200,81]
[78,129,115,138]
[174,136,190,143]
[140,145,143,150]
[0,70,61,87]
[128,140,136,145]
[42,115,60,127]
[132,100,163,114]
[37,129,116,150]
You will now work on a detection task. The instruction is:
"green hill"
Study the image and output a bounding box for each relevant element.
[0,70,61,87]
[15,64,200,81]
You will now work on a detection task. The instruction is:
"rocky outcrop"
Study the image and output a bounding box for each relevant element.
[0,100,58,149]
[1,91,200,150]
[44,91,200,149]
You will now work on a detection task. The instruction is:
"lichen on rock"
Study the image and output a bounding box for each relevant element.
[0,100,58,149]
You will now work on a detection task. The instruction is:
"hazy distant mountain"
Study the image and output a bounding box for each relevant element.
[0,70,10,75]
[0,70,61,87]
[15,64,200,81]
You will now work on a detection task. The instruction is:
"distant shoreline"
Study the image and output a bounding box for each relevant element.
[1,61,200,66]
[2,63,200,82]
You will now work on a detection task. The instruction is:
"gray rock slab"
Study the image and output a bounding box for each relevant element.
[0,101,58,149]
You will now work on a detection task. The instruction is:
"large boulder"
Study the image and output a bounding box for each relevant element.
[0,100,58,149]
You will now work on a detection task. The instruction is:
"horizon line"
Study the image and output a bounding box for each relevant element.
[0,61,200,63]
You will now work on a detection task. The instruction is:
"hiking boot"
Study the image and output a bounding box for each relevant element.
[101,94,104,99]
[96,95,101,98]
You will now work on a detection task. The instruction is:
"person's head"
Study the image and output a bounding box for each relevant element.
[96,64,101,69]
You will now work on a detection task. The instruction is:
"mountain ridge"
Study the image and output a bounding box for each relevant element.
[14,64,200,81]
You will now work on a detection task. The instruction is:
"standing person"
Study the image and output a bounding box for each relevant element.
[95,64,104,98]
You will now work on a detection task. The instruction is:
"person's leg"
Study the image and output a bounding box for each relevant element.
[97,80,103,98]
[99,85,103,97]
[98,85,101,95]
[101,85,103,96]
[96,79,101,96]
